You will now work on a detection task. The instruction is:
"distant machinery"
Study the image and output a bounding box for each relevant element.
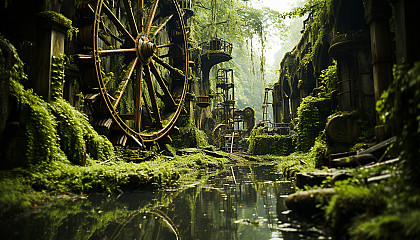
[262,87,273,124]
[212,69,254,152]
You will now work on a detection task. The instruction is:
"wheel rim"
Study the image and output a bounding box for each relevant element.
[90,0,188,146]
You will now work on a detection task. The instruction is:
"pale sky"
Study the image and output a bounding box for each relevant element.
[250,0,303,66]
[250,0,296,13]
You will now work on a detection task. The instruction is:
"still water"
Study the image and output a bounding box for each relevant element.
[1,164,327,240]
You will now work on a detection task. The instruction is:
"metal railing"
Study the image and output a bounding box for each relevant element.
[178,0,193,11]
[199,38,233,56]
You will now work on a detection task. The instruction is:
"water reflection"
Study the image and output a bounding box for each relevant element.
[0,164,327,240]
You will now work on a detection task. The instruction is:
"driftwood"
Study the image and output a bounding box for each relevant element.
[286,188,336,213]
[295,170,352,188]
[360,158,402,170]
[330,153,377,168]
[357,136,397,159]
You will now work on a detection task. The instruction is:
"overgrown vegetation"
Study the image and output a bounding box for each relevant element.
[325,182,386,238]
[172,119,209,149]
[0,41,182,216]
[247,126,294,156]
[295,96,336,152]
[376,62,420,188]
[297,62,420,239]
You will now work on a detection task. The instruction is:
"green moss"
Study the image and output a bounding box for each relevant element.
[325,184,386,238]
[37,11,72,29]
[50,99,114,165]
[173,152,229,170]
[9,65,114,166]
[296,96,336,152]
[25,155,179,194]
[10,79,67,165]
[247,133,294,156]
[0,172,47,218]
[376,62,420,188]
[50,54,66,100]
[351,211,420,240]
[172,121,208,149]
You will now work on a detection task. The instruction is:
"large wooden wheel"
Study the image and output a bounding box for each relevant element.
[76,0,188,147]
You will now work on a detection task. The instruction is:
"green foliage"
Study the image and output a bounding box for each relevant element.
[172,121,208,149]
[325,184,386,238]
[9,58,114,166]
[173,152,229,170]
[190,0,287,90]
[10,79,67,165]
[49,99,114,165]
[318,60,338,94]
[376,62,420,187]
[280,0,327,19]
[351,211,420,240]
[27,157,179,193]
[296,96,336,152]
[247,133,294,156]
[0,172,46,217]
[37,11,72,29]
[309,130,328,167]
[50,54,67,100]
[279,0,335,79]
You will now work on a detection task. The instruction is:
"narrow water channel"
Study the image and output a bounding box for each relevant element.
[1,164,328,240]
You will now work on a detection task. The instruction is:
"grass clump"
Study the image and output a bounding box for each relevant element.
[172,152,230,170]
[0,173,47,220]
[351,211,420,240]
[25,156,179,194]
[325,183,386,238]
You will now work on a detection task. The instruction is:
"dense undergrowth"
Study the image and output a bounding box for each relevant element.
[0,40,231,221]
[246,55,420,238]
[308,62,420,239]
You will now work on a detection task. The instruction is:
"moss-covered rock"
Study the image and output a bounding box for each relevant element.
[247,134,294,156]
[172,121,208,149]
[296,96,336,152]
[325,185,386,239]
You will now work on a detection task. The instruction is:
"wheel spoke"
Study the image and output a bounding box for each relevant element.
[100,21,124,43]
[139,0,144,31]
[145,0,160,34]
[98,48,136,56]
[144,65,162,127]
[102,2,135,43]
[151,14,174,37]
[157,43,174,48]
[123,0,139,35]
[112,57,138,108]
[134,64,143,132]
[150,61,176,108]
[158,53,171,58]
[152,55,185,78]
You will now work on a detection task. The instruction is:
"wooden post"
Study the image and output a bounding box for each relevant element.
[34,11,71,101]
[364,0,393,141]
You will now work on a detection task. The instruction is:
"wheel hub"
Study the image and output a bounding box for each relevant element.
[137,36,157,64]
